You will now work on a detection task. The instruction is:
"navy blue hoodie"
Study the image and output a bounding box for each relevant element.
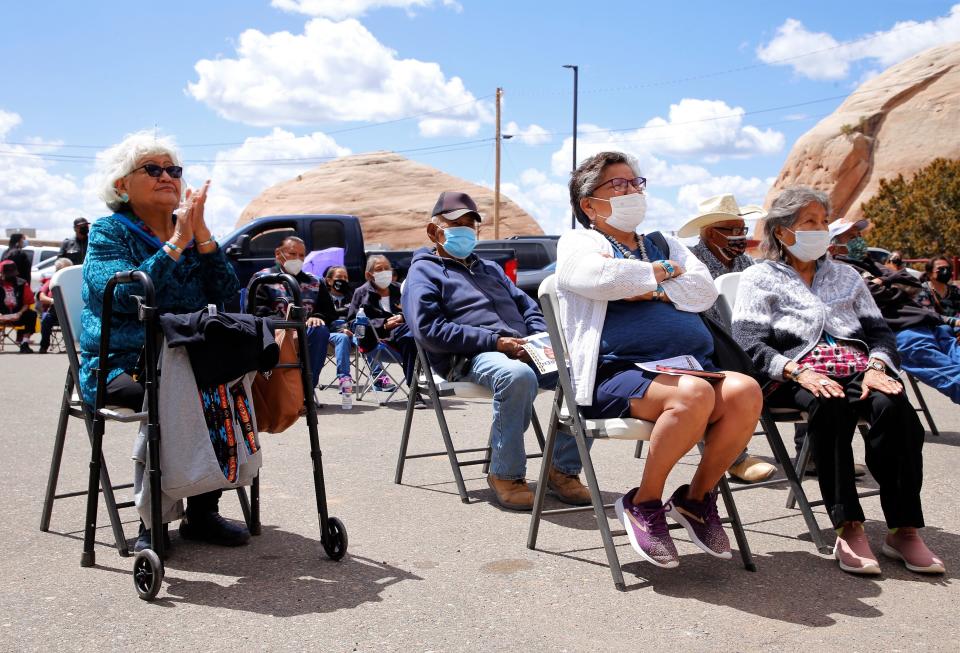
[402,247,546,377]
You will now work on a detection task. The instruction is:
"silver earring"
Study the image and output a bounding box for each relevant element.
[119,192,129,203]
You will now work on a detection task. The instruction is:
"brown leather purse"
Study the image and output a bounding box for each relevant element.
[252,327,304,433]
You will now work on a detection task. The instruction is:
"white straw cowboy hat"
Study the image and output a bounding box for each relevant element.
[677,194,767,238]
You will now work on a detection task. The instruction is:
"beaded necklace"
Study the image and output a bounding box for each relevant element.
[598,231,648,261]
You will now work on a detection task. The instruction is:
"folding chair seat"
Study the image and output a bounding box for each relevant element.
[40,267,258,561]
[394,339,547,503]
[527,275,755,590]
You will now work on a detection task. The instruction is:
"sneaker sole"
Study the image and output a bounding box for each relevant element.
[881,543,945,574]
[667,506,732,560]
[614,497,678,569]
[834,546,881,575]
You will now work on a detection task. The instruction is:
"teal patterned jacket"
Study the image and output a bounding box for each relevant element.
[79,212,240,406]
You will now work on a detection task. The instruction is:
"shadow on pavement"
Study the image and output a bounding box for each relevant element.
[156,525,422,616]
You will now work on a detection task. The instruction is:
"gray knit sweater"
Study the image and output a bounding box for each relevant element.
[732,258,899,381]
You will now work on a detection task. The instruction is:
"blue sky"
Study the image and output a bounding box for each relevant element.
[2,0,958,239]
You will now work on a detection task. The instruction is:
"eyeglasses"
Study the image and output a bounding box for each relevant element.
[593,176,647,194]
[713,226,749,237]
[131,163,183,179]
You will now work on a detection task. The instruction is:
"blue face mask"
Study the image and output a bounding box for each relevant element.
[440,226,477,259]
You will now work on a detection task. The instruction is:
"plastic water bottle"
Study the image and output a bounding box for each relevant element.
[340,377,353,410]
[355,308,368,340]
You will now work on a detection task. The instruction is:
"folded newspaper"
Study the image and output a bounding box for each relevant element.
[521,332,558,375]
[635,355,703,375]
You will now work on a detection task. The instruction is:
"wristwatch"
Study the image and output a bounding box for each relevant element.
[867,359,886,373]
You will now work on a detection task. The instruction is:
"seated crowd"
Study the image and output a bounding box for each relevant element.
[34,129,952,579]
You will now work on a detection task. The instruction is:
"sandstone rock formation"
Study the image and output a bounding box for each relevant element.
[767,43,960,221]
[238,151,543,249]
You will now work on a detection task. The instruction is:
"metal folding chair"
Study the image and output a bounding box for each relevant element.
[39,267,259,566]
[527,275,755,590]
[355,327,409,405]
[394,338,547,503]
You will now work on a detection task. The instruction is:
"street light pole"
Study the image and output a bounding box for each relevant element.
[494,87,502,240]
[563,64,579,229]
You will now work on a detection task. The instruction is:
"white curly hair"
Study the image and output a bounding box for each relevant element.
[96,130,183,212]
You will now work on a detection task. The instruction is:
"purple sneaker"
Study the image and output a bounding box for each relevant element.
[614,488,678,568]
[667,484,731,559]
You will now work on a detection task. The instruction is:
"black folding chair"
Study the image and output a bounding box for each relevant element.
[527,276,755,590]
[394,338,547,503]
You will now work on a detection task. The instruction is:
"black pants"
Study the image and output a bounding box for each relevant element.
[3,309,37,338]
[768,371,925,529]
[106,373,222,516]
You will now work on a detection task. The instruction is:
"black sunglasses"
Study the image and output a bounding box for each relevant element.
[593,176,647,193]
[132,163,183,179]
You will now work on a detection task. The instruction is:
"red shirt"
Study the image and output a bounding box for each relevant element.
[2,280,33,312]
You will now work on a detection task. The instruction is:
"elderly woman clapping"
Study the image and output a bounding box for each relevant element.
[732,186,942,575]
[556,151,762,569]
[81,130,243,552]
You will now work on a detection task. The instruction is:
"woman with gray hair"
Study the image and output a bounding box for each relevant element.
[80,130,244,552]
[732,186,942,575]
[556,151,763,569]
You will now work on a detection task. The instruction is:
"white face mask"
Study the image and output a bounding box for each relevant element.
[593,193,647,232]
[372,270,393,289]
[783,228,830,262]
[281,257,303,275]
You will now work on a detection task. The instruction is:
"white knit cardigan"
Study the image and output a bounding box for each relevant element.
[555,228,718,405]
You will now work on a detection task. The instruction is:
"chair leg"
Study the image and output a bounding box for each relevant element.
[717,475,756,571]
[430,386,471,503]
[393,365,421,485]
[96,454,130,557]
[251,473,261,535]
[40,381,73,532]
[576,428,626,590]
[785,433,812,510]
[763,414,829,553]
[527,407,559,550]
[909,374,940,437]
[633,440,644,459]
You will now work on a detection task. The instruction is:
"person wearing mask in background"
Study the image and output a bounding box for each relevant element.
[1,259,37,353]
[37,258,73,353]
[248,236,348,400]
[917,255,960,322]
[59,217,90,265]
[349,255,418,391]
[830,221,960,404]
[1,233,32,284]
[404,191,591,511]
[885,250,906,273]
[680,193,776,485]
[325,265,353,323]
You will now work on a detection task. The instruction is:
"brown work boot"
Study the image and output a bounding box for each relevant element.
[547,467,592,506]
[486,474,534,511]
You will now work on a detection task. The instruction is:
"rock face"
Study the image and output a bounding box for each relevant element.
[238,151,543,248]
[767,43,960,221]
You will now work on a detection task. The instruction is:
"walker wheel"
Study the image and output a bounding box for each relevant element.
[322,517,348,561]
[133,549,164,601]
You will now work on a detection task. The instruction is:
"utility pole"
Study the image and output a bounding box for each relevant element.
[494,87,503,240]
[563,65,579,229]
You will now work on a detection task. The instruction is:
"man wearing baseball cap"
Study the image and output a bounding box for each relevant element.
[402,191,591,510]
[58,217,90,265]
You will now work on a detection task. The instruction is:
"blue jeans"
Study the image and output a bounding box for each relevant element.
[896,324,960,404]
[328,332,352,379]
[306,325,330,388]
[465,351,582,480]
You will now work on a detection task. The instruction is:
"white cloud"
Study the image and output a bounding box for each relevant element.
[505,121,551,146]
[757,7,960,80]
[675,175,775,212]
[187,18,491,137]
[548,99,784,176]
[185,128,351,235]
[0,109,93,239]
[271,0,460,19]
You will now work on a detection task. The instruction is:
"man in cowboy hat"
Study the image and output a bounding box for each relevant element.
[679,194,776,484]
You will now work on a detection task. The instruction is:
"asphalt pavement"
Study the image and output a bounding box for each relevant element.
[1,350,958,652]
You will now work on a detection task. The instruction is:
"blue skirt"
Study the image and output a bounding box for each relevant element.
[580,361,658,420]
